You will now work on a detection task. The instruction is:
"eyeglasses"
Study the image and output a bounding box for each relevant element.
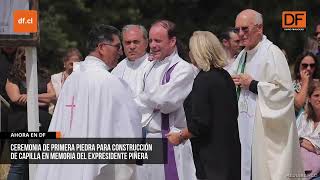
[100,43,122,51]
[314,32,320,36]
[234,24,260,34]
[301,63,316,69]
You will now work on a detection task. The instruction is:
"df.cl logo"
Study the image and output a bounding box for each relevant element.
[282,11,306,31]
[13,10,38,33]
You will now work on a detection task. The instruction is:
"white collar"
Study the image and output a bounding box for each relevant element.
[156,50,178,65]
[82,56,110,71]
[245,35,266,55]
[126,53,148,67]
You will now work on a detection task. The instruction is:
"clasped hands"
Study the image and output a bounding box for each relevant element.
[232,73,253,89]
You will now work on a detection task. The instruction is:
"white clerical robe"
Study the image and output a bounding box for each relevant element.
[229,36,304,180]
[134,51,198,180]
[223,56,236,72]
[111,53,151,97]
[35,56,142,180]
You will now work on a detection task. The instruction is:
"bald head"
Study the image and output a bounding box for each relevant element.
[235,9,263,50]
[236,9,263,26]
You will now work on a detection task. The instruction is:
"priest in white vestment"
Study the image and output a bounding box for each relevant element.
[134,20,197,180]
[35,25,142,180]
[229,9,304,180]
[112,24,151,97]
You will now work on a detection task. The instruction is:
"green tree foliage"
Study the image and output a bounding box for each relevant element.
[38,0,320,72]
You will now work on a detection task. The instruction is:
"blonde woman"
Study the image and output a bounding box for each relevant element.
[167,31,241,180]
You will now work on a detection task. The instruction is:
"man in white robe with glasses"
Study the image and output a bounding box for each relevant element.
[229,9,304,180]
[35,24,142,180]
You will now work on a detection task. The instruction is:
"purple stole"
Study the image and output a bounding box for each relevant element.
[161,62,179,180]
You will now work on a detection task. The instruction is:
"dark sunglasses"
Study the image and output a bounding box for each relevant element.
[234,24,260,34]
[233,27,249,34]
[301,63,316,68]
[314,32,320,36]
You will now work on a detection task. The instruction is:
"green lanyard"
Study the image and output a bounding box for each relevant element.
[236,52,247,101]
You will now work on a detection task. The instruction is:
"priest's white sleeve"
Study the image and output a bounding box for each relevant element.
[252,44,304,180]
[256,45,294,120]
[135,64,194,114]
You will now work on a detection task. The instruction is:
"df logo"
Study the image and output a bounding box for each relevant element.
[13,10,38,33]
[282,11,306,31]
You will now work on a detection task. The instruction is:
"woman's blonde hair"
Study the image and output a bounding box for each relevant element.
[189,31,227,71]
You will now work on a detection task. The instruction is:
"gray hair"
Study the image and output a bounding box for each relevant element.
[122,24,148,40]
[255,11,263,25]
